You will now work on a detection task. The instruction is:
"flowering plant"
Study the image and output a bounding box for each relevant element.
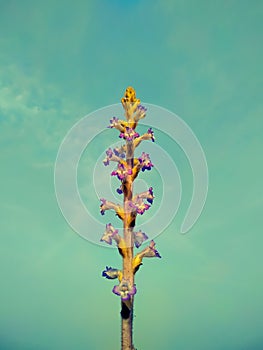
[100,87,161,350]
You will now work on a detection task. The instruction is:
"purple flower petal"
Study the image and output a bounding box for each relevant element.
[112,285,120,296]
[134,230,148,248]
[103,158,110,166]
[116,186,123,194]
[113,146,125,158]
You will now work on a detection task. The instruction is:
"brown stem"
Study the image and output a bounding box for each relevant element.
[121,140,135,350]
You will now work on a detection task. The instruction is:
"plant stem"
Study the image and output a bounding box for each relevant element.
[121,140,135,350]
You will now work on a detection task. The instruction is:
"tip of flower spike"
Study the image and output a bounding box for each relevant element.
[121,86,140,105]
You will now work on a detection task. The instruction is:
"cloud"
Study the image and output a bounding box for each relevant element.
[0,64,92,159]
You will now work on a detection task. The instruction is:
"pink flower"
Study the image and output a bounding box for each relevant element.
[119,127,139,141]
[111,163,132,181]
[130,198,150,215]
[138,152,154,172]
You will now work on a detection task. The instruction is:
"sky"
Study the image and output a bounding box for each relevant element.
[0,0,263,349]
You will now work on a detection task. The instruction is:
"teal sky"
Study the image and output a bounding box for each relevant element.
[1,1,263,349]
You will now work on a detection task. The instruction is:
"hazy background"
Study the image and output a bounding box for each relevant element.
[1,1,263,349]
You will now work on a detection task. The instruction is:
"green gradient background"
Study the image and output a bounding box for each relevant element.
[1,1,262,349]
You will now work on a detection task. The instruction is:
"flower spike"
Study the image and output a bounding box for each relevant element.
[99,88,162,349]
